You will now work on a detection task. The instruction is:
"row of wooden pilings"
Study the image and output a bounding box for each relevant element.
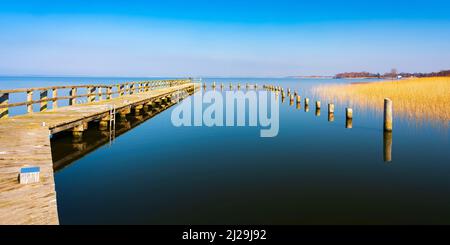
[262,84,393,132]
[203,82,258,90]
[200,82,393,132]
[263,84,393,162]
[201,82,393,162]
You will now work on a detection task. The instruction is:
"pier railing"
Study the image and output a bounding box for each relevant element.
[0,79,191,119]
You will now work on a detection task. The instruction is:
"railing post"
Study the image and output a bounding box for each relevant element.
[117,85,122,97]
[27,91,33,113]
[98,87,103,101]
[70,88,77,105]
[40,90,48,112]
[0,92,9,119]
[52,88,58,109]
[107,87,112,100]
[88,87,96,102]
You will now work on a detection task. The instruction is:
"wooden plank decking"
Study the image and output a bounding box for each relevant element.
[0,82,198,224]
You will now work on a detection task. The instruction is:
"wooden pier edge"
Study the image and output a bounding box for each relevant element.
[0,81,199,225]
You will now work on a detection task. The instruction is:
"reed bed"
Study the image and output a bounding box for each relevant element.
[312,77,450,127]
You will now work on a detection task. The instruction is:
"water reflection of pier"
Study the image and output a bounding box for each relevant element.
[51,99,183,172]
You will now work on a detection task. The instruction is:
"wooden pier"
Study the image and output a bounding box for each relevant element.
[0,79,199,224]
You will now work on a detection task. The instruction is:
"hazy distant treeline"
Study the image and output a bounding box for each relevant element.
[334,69,450,79]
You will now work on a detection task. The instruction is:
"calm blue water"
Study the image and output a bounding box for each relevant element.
[1,77,449,224]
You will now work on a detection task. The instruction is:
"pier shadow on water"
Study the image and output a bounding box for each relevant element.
[51,100,179,172]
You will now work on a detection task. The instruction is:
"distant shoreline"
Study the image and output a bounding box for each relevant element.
[286,76,333,79]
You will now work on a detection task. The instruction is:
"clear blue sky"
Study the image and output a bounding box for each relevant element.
[1,0,449,77]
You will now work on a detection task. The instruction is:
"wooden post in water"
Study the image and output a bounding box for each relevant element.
[346,108,353,128]
[70,88,77,105]
[328,103,334,113]
[346,108,353,119]
[383,131,393,162]
[296,95,301,104]
[304,98,309,106]
[316,101,321,109]
[40,90,48,112]
[0,92,8,119]
[237,83,241,90]
[328,103,335,122]
[384,98,393,131]
[255,84,258,89]
[27,91,33,113]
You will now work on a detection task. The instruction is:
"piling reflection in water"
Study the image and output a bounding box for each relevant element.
[328,113,335,122]
[315,108,321,116]
[383,131,393,162]
[346,118,353,128]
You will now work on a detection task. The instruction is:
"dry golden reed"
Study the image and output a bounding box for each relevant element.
[312,77,450,127]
